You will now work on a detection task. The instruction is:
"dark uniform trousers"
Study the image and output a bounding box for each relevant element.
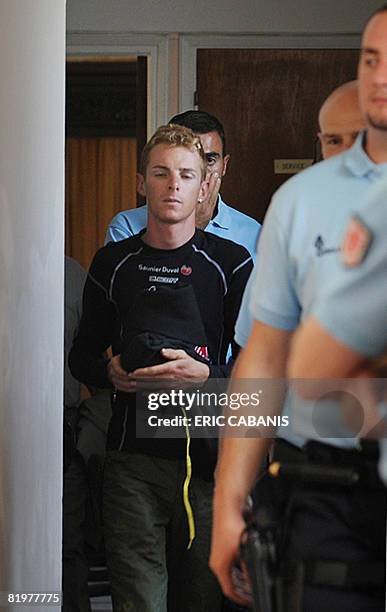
[270,439,387,612]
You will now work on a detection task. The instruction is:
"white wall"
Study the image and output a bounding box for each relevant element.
[66,0,381,33]
[0,0,65,605]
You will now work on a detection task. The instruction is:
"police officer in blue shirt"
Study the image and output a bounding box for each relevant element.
[289,178,387,477]
[211,5,387,612]
[105,111,261,261]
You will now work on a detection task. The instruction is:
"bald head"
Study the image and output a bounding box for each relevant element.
[318,80,366,159]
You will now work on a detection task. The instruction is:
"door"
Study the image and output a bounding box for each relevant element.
[197,49,359,222]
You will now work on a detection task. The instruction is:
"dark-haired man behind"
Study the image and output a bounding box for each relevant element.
[105,110,261,261]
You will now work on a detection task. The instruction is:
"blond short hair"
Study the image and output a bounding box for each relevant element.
[140,124,207,179]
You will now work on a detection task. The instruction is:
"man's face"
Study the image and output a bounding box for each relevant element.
[199,131,230,179]
[318,92,365,159]
[318,126,363,160]
[137,144,206,225]
[358,11,387,132]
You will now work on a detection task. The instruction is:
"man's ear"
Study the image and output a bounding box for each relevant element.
[222,154,230,177]
[199,179,209,203]
[136,173,146,197]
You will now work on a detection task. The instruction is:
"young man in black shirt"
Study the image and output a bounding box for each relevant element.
[69,124,252,612]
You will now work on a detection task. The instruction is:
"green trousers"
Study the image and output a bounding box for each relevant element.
[103,451,222,612]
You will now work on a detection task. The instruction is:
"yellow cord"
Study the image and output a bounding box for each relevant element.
[181,406,195,549]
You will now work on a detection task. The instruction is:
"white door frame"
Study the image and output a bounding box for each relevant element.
[66,32,362,130]
[66,32,171,136]
[179,33,361,111]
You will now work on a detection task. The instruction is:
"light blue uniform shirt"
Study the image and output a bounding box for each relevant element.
[312,179,387,477]
[105,195,261,261]
[235,270,255,347]
[249,132,386,448]
[313,179,387,356]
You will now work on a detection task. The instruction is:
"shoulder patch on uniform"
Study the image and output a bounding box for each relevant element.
[341,215,373,267]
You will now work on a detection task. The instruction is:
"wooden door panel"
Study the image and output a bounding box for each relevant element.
[65,137,137,271]
[197,49,359,222]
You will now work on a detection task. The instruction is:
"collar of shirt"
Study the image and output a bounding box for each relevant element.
[344,130,387,179]
[208,195,230,229]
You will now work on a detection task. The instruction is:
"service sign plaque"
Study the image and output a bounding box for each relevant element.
[274,159,314,174]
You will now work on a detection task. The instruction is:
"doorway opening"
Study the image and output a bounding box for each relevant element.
[65,56,147,270]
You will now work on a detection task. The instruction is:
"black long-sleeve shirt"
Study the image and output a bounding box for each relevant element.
[69,229,252,473]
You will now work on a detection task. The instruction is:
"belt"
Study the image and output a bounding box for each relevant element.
[305,439,380,465]
[271,439,384,489]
